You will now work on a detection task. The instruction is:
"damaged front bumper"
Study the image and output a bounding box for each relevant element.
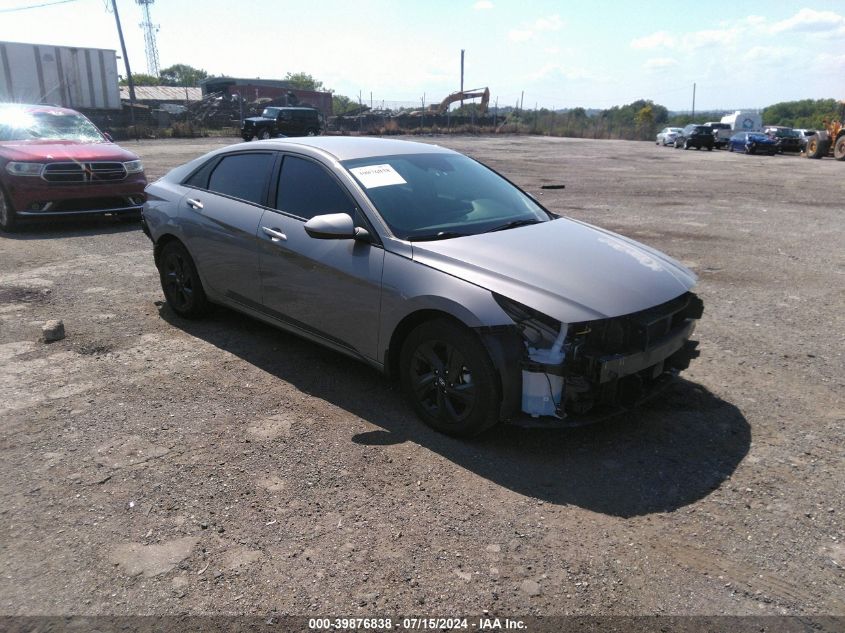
[488,291,704,425]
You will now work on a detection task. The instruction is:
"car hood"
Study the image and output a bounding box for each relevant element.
[410,218,697,323]
[0,140,138,163]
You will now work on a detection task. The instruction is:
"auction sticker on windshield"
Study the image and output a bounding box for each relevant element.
[349,164,407,188]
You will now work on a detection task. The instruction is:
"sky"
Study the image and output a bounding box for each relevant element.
[0,0,843,111]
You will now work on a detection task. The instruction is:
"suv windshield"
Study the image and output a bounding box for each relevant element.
[262,107,281,118]
[0,108,104,142]
[343,153,549,241]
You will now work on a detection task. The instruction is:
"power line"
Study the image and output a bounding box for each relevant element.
[0,0,77,13]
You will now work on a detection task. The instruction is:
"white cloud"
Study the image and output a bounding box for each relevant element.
[533,14,565,31]
[681,27,740,50]
[544,46,560,55]
[630,31,676,50]
[770,8,845,34]
[644,57,678,70]
[508,14,564,44]
[743,46,795,64]
[508,29,534,42]
[472,0,494,10]
[528,63,592,82]
[815,52,845,72]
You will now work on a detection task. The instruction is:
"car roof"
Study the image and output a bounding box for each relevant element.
[253,136,456,161]
[0,103,80,116]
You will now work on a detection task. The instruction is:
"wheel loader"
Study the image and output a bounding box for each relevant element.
[805,100,845,160]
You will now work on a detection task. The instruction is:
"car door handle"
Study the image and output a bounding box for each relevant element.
[186,198,203,210]
[262,226,287,241]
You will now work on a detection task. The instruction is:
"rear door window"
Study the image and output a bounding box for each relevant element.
[207,153,275,205]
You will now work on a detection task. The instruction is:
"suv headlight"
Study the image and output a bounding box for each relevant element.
[123,160,144,174]
[6,161,44,176]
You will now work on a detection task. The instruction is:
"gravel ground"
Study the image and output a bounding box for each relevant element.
[0,135,843,618]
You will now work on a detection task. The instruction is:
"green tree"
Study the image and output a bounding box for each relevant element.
[332,94,359,115]
[119,73,160,86]
[159,64,208,87]
[284,72,324,91]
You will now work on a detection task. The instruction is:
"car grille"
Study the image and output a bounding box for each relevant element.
[42,162,127,183]
[578,292,704,354]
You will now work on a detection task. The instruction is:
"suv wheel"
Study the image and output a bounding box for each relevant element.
[683,139,691,150]
[258,129,271,140]
[400,319,500,437]
[0,187,18,233]
[306,128,318,136]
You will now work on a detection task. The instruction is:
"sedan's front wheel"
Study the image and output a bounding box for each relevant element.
[400,319,500,437]
[158,241,210,319]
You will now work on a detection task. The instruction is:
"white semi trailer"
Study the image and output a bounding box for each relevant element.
[0,40,121,110]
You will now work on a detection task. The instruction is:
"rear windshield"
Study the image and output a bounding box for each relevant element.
[0,107,104,142]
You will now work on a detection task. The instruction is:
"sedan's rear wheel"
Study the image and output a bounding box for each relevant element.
[0,187,18,233]
[158,241,210,318]
[400,319,500,437]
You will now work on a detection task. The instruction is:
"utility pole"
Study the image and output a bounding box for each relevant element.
[692,82,696,120]
[460,49,465,111]
[111,0,136,129]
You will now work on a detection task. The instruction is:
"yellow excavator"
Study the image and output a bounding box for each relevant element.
[435,87,490,115]
[806,100,845,160]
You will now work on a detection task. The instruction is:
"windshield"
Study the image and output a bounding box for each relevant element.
[773,129,798,138]
[343,153,549,241]
[748,133,768,141]
[0,108,105,142]
[261,107,281,118]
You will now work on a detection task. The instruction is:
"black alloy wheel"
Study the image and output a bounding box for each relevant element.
[158,241,209,318]
[400,319,499,437]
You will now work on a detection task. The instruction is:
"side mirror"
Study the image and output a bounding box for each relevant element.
[304,213,356,240]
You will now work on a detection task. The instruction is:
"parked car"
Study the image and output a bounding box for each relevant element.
[793,128,817,152]
[728,132,779,155]
[142,138,703,436]
[764,126,801,153]
[241,107,324,140]
[704,122,732,149]
[674,124,714,150]
[655,127,684,146]
[0,104,146,232]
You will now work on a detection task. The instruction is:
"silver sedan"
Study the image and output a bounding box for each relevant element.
[142,137,703,437]
[656,127,684,146]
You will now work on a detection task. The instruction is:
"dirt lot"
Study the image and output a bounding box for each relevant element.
[1,136,843,618]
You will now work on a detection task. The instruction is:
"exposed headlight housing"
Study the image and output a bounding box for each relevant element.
[123,159,144,174]
[6,161,44,176]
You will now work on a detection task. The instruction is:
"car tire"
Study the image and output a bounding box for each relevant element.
[683,140,690,150]
[400,318,500,438]
[728,144,733,152]
[242,135,252,142]
[306,128,319,137]
[0,186,18,233]
[748,144,757,155]
[157,241,210,319]
[706,145,712,151]
[258,129,271,140]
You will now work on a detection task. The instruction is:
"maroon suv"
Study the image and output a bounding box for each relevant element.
[0,104,147,231]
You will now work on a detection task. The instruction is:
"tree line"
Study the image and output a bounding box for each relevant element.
[120,66,840,137]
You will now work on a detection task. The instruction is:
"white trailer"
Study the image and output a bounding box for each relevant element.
[720,110,762,133]
[0,40,121,110]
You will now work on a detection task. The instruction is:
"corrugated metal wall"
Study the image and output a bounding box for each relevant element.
[0,41,121,110]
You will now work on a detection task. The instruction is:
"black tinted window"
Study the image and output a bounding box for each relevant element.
[276,156,355,220]
[207,153,274,205]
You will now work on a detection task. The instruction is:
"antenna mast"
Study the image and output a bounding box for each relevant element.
[136,0,160,76]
